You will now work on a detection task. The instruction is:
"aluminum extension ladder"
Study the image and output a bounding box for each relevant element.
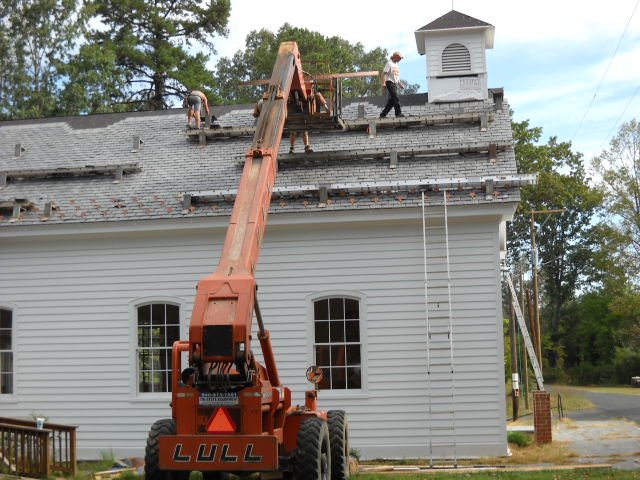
[504,274,545,390]
[422,190,458,468]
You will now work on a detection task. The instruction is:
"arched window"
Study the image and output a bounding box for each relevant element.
[0,308,13,395]
[442,43,471,72]
[313,297,362,390]
[136,303,180,393]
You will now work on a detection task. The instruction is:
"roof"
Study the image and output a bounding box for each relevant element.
[0,92,524,230]
[417,10,493,31]
[415,10,495,54]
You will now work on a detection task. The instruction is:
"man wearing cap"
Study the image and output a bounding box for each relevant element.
[380,51,405,118]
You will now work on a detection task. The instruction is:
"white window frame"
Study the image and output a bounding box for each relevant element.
[307,291,368,397]
[0,303,17,402]
[130,297,187,399]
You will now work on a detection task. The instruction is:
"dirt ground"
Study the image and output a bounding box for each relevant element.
[555,418,640,470]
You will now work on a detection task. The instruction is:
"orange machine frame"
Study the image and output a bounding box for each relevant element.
[158,42,325,475]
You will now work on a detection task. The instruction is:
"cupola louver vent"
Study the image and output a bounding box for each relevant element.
[442,43,471,72]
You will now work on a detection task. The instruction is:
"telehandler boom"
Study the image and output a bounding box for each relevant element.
[144,41,349,480]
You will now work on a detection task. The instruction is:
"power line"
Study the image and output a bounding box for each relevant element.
[596,82,640,153]
[571,0,640,143]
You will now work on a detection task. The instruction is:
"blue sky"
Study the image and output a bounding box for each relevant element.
[213,0,640,163]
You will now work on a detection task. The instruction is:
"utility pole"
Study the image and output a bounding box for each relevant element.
[526,289,538,365]
[519,269,529,410]
[509,297,519,420]
[529,209,565,372]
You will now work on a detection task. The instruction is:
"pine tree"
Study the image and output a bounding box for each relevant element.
[61,0,230,114]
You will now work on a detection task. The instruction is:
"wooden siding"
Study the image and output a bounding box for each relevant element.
[0,213,507,459]
[426,32,487,76]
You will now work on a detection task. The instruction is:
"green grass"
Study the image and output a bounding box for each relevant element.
[546,385,596,411]
[73,451,121,479]
[505,392,592,424]
[357,467,640,479]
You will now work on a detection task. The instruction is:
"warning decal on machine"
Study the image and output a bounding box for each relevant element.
[199,392,239,406]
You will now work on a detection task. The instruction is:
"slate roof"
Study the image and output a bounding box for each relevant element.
[0,92,521,228]
[417,10,493,32]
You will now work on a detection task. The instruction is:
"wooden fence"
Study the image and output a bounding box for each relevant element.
[0,417,77,478]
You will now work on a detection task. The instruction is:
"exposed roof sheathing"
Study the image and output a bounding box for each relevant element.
[0,92,520,228]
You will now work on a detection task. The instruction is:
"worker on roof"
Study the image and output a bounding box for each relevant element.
[313,90,329,114]
[253,92,328,154]
[379,51,405,119]
[288,83,329,154]
[253,96,312,152]
[252,98,264,121]
[308,77,330,116]
[289,131,312,154]
[185,90,210,129]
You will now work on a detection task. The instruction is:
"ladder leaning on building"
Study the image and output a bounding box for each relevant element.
[422,190,458,467]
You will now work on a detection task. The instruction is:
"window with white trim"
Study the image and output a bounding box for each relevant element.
[442,43,471,72]
[0,308,13,395]
[136,303,180,393]
[313,297,362,390]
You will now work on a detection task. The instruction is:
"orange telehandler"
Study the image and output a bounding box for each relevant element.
[144,42,349,480]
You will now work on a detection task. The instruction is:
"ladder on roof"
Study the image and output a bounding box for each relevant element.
[422,190,458,468]
[504,274,545,390]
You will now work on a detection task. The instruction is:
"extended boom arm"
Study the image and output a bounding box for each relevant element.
[155,42,349,478]
[187,42,309,389]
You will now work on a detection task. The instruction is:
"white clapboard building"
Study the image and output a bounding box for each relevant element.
[0,11,533,460]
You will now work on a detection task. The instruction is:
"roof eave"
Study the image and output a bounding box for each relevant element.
[414,25,495,55]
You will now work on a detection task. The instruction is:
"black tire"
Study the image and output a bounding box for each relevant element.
[293,416,331,480]
[202,473,232,480]
[327,410,349,480]
[145,418,188,480]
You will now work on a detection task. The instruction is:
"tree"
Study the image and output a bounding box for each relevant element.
[61,0,230,114]
[610,290,640,350]
[592,120,640,368]
[402,82,421,95]
[562,291,620,383]
[592,119,640,281]
[0,0,83,120]
[214,23,399,104]
[508,119,604,371]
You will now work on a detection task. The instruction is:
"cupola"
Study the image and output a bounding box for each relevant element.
[414,10,495,103]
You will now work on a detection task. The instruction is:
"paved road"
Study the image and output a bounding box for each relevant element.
[566,390,640,423]
[554,388,640,470]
